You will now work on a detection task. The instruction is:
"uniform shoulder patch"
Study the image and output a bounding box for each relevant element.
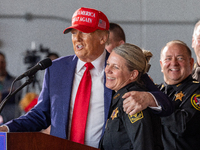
[128,111,144,124]
[191,94,200,111]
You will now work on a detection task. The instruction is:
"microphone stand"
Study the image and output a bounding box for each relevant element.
[0,75,35,114]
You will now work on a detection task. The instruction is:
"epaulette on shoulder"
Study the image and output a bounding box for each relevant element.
[191,81,200,89]
[193,81,199,84]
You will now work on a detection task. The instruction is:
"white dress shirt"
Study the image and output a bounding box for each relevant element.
[69,50,106,148]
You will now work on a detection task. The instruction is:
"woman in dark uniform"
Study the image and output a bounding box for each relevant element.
[99,43,163,150]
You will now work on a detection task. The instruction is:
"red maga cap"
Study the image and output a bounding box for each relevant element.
[63,7,109,34]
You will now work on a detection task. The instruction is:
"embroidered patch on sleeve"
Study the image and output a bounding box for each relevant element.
[128,111,144,123]
[191,94,200,111]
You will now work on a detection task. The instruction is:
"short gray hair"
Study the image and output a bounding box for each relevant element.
[160,40,192,60]
[193,20,200,37]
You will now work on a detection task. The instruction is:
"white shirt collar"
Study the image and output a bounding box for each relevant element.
[76,50,106,74]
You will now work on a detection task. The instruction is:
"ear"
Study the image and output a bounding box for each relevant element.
[100,32,109,45]
[192,37,195,48]
[160,60,163,72]
[130,70,139,81]
[119,40,125,46]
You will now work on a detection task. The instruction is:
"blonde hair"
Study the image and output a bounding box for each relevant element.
[142,49,153,73]
[113,43,152,78]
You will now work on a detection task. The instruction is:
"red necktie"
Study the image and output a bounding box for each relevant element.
[70,62,94,144]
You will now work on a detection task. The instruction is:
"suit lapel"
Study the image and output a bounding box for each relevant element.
[63,55,78,138]
[102,51,112,136]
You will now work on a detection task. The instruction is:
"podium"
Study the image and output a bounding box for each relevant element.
[6,132,100,150]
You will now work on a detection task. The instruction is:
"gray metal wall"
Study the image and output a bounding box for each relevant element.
[1,0,200,93]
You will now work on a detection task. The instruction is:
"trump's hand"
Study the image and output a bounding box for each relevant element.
[0,125,9,132]
[122,91,156,115]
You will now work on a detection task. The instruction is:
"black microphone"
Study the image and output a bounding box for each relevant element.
[16,58,52,80]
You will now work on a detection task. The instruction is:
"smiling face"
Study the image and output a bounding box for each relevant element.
[105,51,137,91]
[160,43,194,85]
[71,29,108,62]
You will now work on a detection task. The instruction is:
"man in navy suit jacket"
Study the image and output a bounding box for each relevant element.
[0,7,173,148]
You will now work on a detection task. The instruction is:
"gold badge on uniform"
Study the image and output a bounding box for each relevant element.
[111,107,119,120]
[128,111,144,124]
[175,91,184,101]
[191,94,200,111]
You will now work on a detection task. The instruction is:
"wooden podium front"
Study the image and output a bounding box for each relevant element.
[7,132,99,150]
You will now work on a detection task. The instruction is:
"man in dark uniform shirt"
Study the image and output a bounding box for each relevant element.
[158,40,200,150]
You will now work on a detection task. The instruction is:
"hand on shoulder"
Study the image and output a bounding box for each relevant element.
[122,91,156,115]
